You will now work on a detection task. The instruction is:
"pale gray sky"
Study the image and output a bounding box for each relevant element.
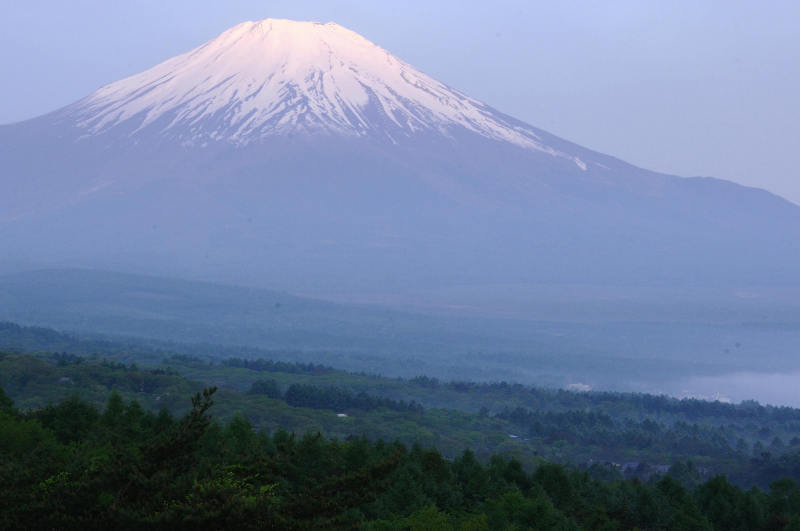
[2,1,798,203]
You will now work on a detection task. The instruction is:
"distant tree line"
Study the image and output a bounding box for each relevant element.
[497,406,740,460]
[248,379,423,414]
[222,356,335,375]
[411,376,800,423]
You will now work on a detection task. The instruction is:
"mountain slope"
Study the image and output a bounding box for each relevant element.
[2,18,799,294]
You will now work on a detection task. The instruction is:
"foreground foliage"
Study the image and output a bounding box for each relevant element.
[3,387,800,529]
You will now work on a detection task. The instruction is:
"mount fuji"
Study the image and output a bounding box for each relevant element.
[2,18,800,296]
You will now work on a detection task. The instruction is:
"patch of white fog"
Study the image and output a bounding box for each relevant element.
[670,371,800,408]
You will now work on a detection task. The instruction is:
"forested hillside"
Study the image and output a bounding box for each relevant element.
[3,322,800,490]
[3,386,800,529]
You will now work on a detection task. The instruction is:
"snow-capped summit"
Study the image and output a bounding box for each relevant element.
[4,17,800,294]
[67,18,585,167]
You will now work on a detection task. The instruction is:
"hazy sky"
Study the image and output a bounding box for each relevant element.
[2,1,798,203]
